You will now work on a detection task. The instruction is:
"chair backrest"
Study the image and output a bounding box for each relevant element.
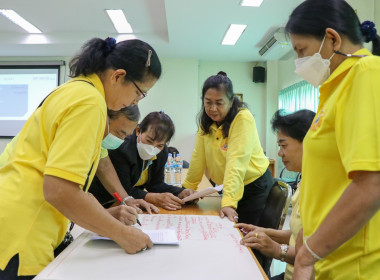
[257,180,292,230]
[279,167,301,195]
[255,179,292,276]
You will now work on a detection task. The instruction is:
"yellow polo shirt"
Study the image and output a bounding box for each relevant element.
[0,74,106,276]
[300,48,380,279]
[183,108,268,208]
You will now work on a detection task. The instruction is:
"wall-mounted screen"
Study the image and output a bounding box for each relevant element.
[0,66,60,136]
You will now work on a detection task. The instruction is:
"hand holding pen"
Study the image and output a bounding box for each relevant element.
[113,192,142,226]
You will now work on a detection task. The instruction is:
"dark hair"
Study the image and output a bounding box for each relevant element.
[198,71,248,138]
[108,105,140,122]
[271,109,316,142]
[139,111,175,143]
[69,38,162,82]
[285,0,380,55]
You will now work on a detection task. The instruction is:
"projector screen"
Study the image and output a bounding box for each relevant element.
[0,66,60,136]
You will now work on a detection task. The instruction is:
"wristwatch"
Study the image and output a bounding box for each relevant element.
[280,244,289,262]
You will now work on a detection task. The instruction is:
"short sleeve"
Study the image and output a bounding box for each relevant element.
[335,59,380,178]
[45,104,105,185]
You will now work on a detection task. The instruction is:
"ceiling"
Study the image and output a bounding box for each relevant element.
[0,0,304,62]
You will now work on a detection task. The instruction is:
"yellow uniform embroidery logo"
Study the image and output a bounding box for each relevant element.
[310,107,325,130]
[221,143,228,151]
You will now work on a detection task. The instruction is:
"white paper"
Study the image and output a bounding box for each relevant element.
[182,184,223,203]
[92,228,179,245]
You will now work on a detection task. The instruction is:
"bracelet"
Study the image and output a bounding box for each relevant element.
[304,238,323,261]
[280,244,288,262]
[122,196,134,203]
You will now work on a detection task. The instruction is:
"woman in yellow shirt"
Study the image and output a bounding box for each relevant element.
[182,71,273,225]
[0,37,162,279]
[285,0,380,279]
[236,109,315,280]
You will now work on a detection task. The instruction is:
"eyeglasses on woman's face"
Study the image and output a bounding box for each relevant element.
[131,80,148,100]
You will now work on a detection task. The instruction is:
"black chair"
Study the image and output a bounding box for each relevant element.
[253,179,292,276]
[279,167,301,195]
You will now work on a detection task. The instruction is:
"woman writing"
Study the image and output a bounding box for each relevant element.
[0,37,162,279]
[235,109,315,280]
[285,0,380,279]
[90,111,195,211]
[182,72,273,225]
[97,106,159,213]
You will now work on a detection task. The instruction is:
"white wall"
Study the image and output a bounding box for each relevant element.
[0,58,267,164]
[1,0,377,165]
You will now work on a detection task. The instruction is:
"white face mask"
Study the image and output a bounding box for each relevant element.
[136,135,161,160]
[101,118,124,150]
[294,36,335,88]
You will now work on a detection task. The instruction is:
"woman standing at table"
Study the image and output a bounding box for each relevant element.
[182,72,273,225]
[0,37,161,279]
[285,0,380,279]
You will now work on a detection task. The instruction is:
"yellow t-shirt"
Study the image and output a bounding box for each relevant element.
[300,48,380,280]
[183,108,269,208]
[0,74,106,276]
[284,185,301,280]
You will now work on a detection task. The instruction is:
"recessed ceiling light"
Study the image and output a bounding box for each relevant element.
[222,24,247,45]
[23,34,49,44]
[241,0,264,7]
[0,9,42,33]
[105,9,133,33]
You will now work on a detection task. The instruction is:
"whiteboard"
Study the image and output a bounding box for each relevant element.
[35,214,266,280]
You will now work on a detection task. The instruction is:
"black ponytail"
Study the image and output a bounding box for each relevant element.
[69,38,161,82]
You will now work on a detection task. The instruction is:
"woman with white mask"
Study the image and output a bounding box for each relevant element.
[90,111,195,210]
[286,0,380,279]
[93,106,159,214]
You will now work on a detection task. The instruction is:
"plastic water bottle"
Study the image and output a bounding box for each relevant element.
[174,153,183,185]
[164,162,171,184]
[165,153,175,185]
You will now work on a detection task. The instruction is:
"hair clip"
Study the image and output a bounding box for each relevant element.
[159,110,164,114]
[361,20,377,43]
[146,49,152,67]
[105,37,116,53]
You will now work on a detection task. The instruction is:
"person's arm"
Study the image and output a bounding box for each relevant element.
[293,171,380,279]
[96,156,158,214]
[96,156,129,198]
[43,175,152,253]
[234,223,292,244]
[240,231,296,265]
[220,112,263,221]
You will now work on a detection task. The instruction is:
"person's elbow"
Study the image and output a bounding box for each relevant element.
[43,175,77,206]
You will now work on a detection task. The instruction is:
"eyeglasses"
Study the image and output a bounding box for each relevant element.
[131,80,148,100]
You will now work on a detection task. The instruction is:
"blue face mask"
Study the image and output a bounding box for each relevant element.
[101,118,124,150]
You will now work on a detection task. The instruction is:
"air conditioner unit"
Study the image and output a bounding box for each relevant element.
[258,27,292,60]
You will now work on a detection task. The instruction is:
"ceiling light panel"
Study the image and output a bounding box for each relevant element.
[0,9,42,33]
[241,0,264,7]
[106,9,133,33]
[222,24,247,45]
